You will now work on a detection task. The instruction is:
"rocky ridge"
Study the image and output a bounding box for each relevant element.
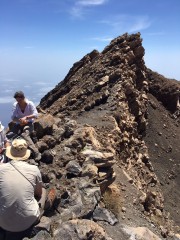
[7,32,180,240]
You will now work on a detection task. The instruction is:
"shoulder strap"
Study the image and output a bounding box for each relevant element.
[10,162,34,187]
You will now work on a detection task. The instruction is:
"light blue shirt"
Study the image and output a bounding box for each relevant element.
[11,99,38,122]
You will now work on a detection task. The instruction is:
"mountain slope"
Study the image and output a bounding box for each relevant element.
[30,32,180,239]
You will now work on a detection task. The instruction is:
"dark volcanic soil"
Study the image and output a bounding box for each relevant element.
[144,93,180,226]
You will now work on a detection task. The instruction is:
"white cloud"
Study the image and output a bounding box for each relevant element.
[0,96,14,104]
[70,0,108,18]
[24,85,31,88]
[34,81,47,86]
[91,36,113,42]
[100,15,152,34]
[128,17,151,32]
[36,86,54,96]
[0,78,19,83]
[24,46,34,49]
[77,0,107,6]
[0,78,19,90]
[70,6,83,18]
[3,89,14,93]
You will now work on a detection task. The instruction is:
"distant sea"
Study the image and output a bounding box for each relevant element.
[0,103,13,128]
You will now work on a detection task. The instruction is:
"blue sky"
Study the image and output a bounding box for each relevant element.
[0,0,180,126]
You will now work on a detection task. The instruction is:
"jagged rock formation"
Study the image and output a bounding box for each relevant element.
[5,32,179,240]
[147,69,179,113]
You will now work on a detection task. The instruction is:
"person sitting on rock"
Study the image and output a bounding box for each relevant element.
[8,91,41,161]
[0,138,46,235]
[0,121,10,163]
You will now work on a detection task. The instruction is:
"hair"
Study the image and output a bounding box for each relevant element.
[14,91,25,99]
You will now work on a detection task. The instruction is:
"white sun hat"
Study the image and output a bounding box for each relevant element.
[6,138,31,161]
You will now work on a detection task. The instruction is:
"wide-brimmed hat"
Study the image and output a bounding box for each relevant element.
[6,138,31,160]
[0,121,4,132]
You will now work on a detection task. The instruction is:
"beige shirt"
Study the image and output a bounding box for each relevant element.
[0,160,42,232]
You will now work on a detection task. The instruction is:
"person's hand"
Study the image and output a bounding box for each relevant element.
[19,117,28,126]
[19,117,27,122]
[5,142,10,148]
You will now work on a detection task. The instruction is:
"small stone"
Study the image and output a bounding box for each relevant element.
[122,207,126,212]
[128,178,133,184]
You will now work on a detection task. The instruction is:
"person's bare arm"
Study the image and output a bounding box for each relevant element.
[34,182,43,200]
[5,141,10,148]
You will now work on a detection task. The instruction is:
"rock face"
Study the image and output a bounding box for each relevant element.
[6,32,179,239]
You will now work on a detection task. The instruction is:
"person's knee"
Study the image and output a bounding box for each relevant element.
[23,125,31,133]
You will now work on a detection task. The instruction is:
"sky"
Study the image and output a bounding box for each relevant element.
[0,0,180,126]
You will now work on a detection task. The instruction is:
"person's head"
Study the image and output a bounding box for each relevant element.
[0,121,4,132]
[14,91,25,103]
[6,138,31,160]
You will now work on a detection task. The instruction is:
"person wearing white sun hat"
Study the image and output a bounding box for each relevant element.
[0,121,10,163]
[0,138,46,233]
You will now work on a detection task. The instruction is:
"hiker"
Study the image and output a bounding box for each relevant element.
[0,121,10,163]
[7,90,41,161]
[0,138,46,234]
